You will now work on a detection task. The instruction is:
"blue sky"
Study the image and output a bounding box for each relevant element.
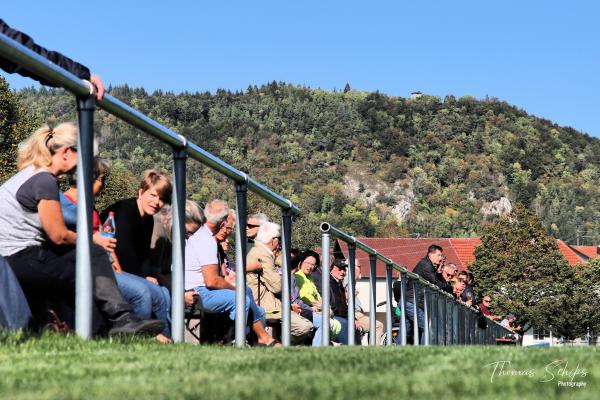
[2,1,599,136]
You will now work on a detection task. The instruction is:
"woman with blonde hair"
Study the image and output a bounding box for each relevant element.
[0,123,163,335]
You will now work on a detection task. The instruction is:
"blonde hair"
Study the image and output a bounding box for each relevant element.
[138,169,172,203]
[17,122,78,170]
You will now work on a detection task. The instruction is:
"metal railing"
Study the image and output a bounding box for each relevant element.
[0,32,300,346]
[1,31,512,347]
[319,223,513,345]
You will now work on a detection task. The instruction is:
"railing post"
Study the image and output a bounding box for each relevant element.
[234,182,248,347]
[368,254,377,346]
[412,279,419,346]
[438,293,448,345]
[423,285,430,345]
[347,245,357,346]
[399,271,407,346]
[452,302,459,345]
[385,264,393,346]
[170,144,187,343]
[430,289,438,345]
[280,208,293,347]
[321,232,331,346]
[75,95,95,339]
[444,295,452,346]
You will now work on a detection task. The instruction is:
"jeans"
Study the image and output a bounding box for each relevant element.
[333,316,350,345]
[311,314,342,346]
[195,286,266,326]
[404,302,425,344]
[114,271,171,337]
[0,255,32,329]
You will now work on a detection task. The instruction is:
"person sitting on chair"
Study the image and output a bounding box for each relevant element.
[246,222,312,344]
[185,199,280,347]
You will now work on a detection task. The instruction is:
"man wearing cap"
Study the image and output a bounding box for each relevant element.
[329,259,355,344]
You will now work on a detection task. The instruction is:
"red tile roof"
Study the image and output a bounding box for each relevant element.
[571,245,599,260]
[556,240,586,266]
[334,237,587,278]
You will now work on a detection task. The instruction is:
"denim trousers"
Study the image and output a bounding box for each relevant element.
[114,271,171,337]
[0,255,32,329]
[195,286,266,326]
[311,314,343,346]
[333,316,350,345]
[404,301,425,344]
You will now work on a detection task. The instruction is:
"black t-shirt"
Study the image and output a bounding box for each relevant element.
[101,198,154,277]
[16,171,59,211]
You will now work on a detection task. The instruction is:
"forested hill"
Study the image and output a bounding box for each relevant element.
[14,82,600,247]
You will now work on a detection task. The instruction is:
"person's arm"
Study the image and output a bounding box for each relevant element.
[257,256,281,294]
[0,19,104,99]
[38,199,76,245]
[416,260,438,285]
[203,264,235,290]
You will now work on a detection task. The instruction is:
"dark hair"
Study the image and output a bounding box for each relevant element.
[427,244,443,255]
[295,250,321,272]
[67,156,109,187]
[290,248,301,270]
[467,271,474,282]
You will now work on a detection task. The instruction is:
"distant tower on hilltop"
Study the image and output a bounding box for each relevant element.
[410,91,423,99]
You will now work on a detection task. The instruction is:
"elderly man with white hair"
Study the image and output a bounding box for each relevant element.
[185,199,280,346]
[247,222,313,344]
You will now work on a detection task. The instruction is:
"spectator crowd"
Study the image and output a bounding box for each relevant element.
[0,121,519,345]
[0,121,520,345]
[0,19,518,345]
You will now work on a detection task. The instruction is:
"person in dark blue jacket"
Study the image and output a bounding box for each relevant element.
[0,18,104,99]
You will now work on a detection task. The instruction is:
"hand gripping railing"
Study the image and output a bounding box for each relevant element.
[319,223,513,346]
[0,32,301,346]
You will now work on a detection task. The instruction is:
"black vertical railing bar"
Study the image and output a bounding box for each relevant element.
[280,208,293,347]
[319,222,514,346]
[452,301,459,345]
[170,142,187,343]
[422,286,430,345]
[74,96,95,339]
[0,34,514,346]
[321,232,331,346]
[398,271,408,346]
[411,279,419,346]
[368,254,378,346]
[234,183,248,347]
[0,33,303,345]
[438,292,445,345]
[385,264,393,346]
[430,290,438,345]
[347,245,357,346]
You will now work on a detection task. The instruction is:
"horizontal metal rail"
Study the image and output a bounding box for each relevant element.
[320,222,513,345]
[0,29,300,344]
[0,32,300,216]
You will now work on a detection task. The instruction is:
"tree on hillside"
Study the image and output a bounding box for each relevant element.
[470,204,583,338]
[95,159,138,213]
[0,77,38,183]
[570,258,600,340]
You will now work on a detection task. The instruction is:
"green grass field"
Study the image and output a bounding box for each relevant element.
[0,333,597,400]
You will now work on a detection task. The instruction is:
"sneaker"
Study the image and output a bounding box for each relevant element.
[108,313,164,336]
